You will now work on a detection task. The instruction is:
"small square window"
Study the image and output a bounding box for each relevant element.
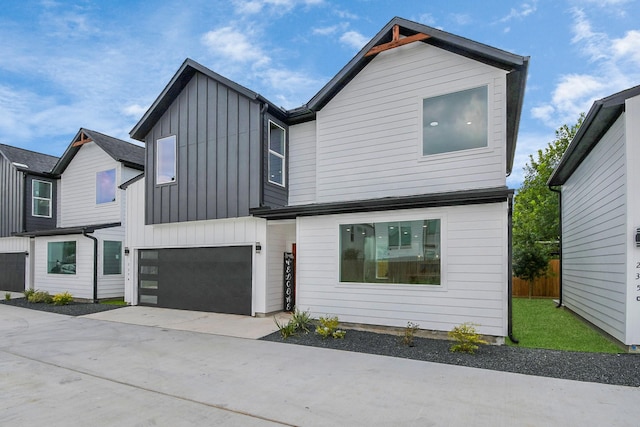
[156,135,177,185]
[96,169,116,204]
[423,86,488,156]
[48,241,76,275]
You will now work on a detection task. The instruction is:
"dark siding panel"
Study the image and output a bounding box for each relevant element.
[249,111,261,210]
[216,86,228,219]
[197,74,208,220]
[187,78,198,221]
[263,114,288,208]
[227,91,239,218]
[0,155,22,236]
[206,79,218,218]
[24,175,57,232]
[169,103,180,223]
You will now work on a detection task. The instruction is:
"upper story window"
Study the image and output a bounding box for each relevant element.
[96,169,116,204]
[32,180,52,218]
[156,135,177,185]
[268,121,286,186]
[422,86,488,156]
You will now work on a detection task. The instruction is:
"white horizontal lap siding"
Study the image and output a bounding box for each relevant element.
[561,115,626,342]
[0,236,29,252]
[95,227,125,299]
[265,222,295,313]
[59,142,122,228]
[289,121,317,205]
[315,42,506,203]
[296,203,507,336]
[33,235,94,299]
[625,97,640,345]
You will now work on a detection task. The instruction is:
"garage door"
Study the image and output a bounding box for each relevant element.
[0,253,26,292]
[138,246,252,315]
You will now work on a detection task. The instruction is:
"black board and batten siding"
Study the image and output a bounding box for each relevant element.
[24,175,57,232]
[0,155,23,237]
[144,71,265,225]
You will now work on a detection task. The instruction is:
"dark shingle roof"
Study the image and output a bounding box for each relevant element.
[52,128,145,175]
[0,143,59,174]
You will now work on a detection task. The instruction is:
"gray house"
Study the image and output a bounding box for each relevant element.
[548,84,640,351]
[0,144,58,292]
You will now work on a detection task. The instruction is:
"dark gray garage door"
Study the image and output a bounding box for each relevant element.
[0,253,26,292]
[138,246,252,315]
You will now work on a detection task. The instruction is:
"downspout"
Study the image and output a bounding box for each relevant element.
[549,186,562,308]
[82,228,99,303]
[507,193,519,343]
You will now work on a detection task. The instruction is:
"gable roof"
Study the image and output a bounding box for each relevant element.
[130,59,287,141]
[0,143,59,174]
[548,84,640,186]
[52,128,145,175]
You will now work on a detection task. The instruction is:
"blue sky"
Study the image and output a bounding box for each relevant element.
[1,0,639,188]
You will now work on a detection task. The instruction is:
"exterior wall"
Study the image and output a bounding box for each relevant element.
[295,202,508,336]
[561,115,627,343]
[625,95,640,346]
[58,142,124,227]
[143,71,262,225]
[265,221,296,313]
[95,227,126,299]
[288,121,317,206]
[0,155,22,237]
[262,113,288,208]
[312,42,507,204]
[24,174,57,232]
[125,179,268,314]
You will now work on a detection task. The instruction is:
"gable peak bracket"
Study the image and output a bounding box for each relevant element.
[72,132,93,147]
[365,25,430,57]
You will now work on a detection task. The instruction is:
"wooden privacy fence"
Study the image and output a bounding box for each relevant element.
[513,259,559,298]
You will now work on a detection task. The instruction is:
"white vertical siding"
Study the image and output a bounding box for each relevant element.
[59,142,123,227]
[94,226,125,299]
[314,42,507,204]
[265,222,296,313]
[0,236,29,252]
[562,115,627,342]
[288,121,317,205]
[124,179,269,313]
[296,203,507,336]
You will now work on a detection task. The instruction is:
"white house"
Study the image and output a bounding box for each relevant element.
[17,129,144,301]
[124,17,528,339]
[548,85,640,351]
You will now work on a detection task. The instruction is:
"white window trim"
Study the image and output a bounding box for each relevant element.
[417,82,494,162]
[32,179,52,218]
[156,135,177,185]
[268,121,286,187]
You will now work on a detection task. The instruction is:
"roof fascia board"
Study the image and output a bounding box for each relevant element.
[14,222,122,237]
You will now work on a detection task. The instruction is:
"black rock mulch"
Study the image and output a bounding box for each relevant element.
[261,329,640,388]
[0,298,124,316]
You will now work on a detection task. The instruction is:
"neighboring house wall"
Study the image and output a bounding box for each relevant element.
[288,121,317,206]
[296,202,508,337]
[143,72,263,225]
[0,155,23,237]
[561,114,627,342]
[265,222,296,313]
[312,42,507,204]
[58,142,124,227]
[24,174,57,232]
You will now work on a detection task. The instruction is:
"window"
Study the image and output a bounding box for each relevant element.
[96,169,116,204]
[156,135,177,184]
[48,241,76,274]
[32,180,52,217]
[340,219,441,285]
[422,86,488,156]
[268,121,285,186]
[103,241,122,275]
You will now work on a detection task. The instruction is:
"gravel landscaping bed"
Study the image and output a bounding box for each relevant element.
[261,329,640,387]
[0,298,124,316]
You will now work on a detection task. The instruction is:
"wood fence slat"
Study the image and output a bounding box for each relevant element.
[512,259,559,298]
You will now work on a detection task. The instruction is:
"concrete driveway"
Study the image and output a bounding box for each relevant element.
[1,304,639,426]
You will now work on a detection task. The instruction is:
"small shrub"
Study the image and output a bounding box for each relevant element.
[52,291,74,306]
[274,316,298,339]
[315,316,346,339]
[23,289,35,300]
[5,292,11,301]
[291,309,312,333]
[448,322,488,354]
[402,322,420,347]
[28,290,52,304]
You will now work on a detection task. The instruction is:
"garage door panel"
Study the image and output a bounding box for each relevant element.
[0,253,26,292]
[138,246,252,315]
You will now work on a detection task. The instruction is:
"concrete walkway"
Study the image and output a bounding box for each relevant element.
[1,304,639,426]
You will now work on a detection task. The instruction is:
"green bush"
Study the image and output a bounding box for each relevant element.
[23,289,35,300]
[52,291,74,306]
[28,290,53,304]
[448,322,488,354]
[5,292,11,301]
[274,309,312,339]
[315,316,346,339]
[402,322,420,347]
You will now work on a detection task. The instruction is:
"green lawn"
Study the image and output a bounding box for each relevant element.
[100,298,127,306]
[508,298,622,353]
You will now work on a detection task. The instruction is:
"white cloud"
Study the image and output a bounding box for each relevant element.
[450,14,471,26]
[339,30,369,51]
[123,104,149,118]
[233,0,323,15]
[201,26,271,66]
[507,130,555,188]
[313,25,340,36]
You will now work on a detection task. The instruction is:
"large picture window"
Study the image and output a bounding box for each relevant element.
[268,121,285,186]
[422,86,488,156]
[48,241,76,274]
[340,219,441,285]
[96,169,116,204]
[32,180,52,217]
[156,135,177,185]
[103,241,122,275]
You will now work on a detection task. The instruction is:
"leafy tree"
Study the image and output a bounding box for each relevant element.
[512,114,584,296]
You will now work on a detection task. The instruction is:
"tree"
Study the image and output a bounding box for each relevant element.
[512,114,584,296]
